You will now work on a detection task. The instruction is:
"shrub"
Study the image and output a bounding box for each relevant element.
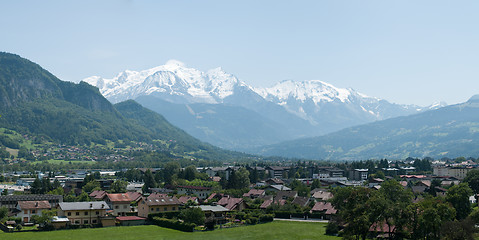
[152,217,195,232]
[246,217,258,225]
[325,221,339,235]
[273,211,292,219]
[147,211,180,221]
[259,214,274,223]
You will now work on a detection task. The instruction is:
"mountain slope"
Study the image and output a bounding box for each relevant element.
[0,52,237,159]
[255,97,479,160]
[84,61,441,150]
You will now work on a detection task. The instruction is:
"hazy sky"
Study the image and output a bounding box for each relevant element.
[1,1,478,106]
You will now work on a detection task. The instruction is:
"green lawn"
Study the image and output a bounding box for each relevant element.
[2,221,339,240]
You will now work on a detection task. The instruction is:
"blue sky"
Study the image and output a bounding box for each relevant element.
[1,0,478,106]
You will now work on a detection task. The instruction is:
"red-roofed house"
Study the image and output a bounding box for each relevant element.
[178,196,199,205]
[104,193,136,216]
[15,200,51,223]
[311,202,337,220]
[89,190,107,200]
[137,195,181,218]
[217,196,247,211]
[243,189,265,199]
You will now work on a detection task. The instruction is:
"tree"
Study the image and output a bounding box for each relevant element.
[375,180,413,239]
[310,179,321,190]
[82,180,101,193]
[464,169,479,194]
[142,169,157,193]
[30,178,43,194]
[180,207,205,226]
[110,180,128,193]
[184,165,197,181]
[163,162,180,185]
[331,187,373,240]
[235,168,250,189]
[446,183,473,220]
[0,206,8,221]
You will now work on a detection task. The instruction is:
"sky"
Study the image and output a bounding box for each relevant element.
[1,0,478,106]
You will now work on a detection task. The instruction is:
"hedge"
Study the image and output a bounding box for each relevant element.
[147,211,181,221]
[152,217,195,232]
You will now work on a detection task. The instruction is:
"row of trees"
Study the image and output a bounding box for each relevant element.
[330,180,476,239]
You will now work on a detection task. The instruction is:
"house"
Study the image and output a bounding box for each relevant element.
[58,201,109,225]
[217,196,247,211]
[89,190,107,201]
[266,166,289,178]
[265,178,284,186]
[51,216,70,229]
[176,185,212,199]
[14,200,51,223]
[243,189,265,199]
[137,194,181,218]
[0,194,63,212]
[260,199,286,209]
[178,196,199,205]
[311,190,333,202]
[275,190,298,200]
[368,178,385,188]
[311,202,337,220]
[349,169,368,181]
[195,205,229,224]
[103,193,136,216]
[292,196,310,207]
[265,185,291,192]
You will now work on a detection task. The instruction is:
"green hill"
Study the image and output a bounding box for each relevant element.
[256,97,479,160]
[0,52,241,160]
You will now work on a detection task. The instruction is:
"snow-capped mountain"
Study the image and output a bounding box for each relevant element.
[84,60,252,104]
[83,60,446,150]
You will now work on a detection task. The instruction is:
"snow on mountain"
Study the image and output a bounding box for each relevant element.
[83,60,444,142]
[83,60,250,104]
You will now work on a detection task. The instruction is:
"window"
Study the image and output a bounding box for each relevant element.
[84,211,88,216]
[151,208,154,211]
[92,220,97,224]
[75,220,80,224]
[164,207,167,211]
[172,207,175,211]
[76,212,80,216]
[156,208,159,211]
[84,220,88,224]
[67,212,71,216]
[24,210,28,214]
[96,211,99,215]
[123,205,127,209]
[32,210,36,214]
[115,206,119,209]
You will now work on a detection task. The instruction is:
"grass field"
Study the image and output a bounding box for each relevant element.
[30,159,96,165]
[1,221,340,240]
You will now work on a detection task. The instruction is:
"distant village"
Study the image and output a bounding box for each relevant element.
[0,157,478,237]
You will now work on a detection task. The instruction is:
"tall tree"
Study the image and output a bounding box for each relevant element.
[446,183,473,220]
[464,169,479,194]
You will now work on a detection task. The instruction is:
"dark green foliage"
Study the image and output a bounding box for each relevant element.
[464,169,479,194]
[179,207,205,226]
[440,219,476,240]
[325,221,339,235]
[152,217,195,232]
[147,211,181,221]
[446,183,474,220]
[0,135,19,149]
[110,180,127,193]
